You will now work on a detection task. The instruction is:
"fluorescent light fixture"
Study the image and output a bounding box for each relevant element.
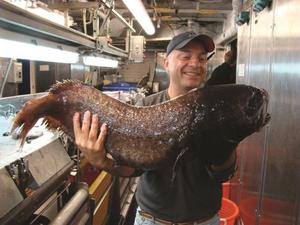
[0,38,79,64]
[122,0,155,35]
[83,56,119,68]
[8,0,69,26]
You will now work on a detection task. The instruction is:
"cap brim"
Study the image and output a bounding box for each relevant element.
[175,34,215,53]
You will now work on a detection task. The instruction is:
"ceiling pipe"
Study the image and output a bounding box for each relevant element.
[99,0,136,33]
[117,8,232,15]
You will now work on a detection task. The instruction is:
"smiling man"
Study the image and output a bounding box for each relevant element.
[73,32,237,225]
[164,32,214,97]
[133,32,237,225]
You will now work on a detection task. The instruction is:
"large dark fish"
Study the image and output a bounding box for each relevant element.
[12,80,270,169]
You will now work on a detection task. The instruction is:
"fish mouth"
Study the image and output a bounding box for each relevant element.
[263,113,271,126]
[256,88,271,130]
[244,88,270,131]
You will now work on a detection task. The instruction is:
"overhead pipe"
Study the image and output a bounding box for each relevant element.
[99,0,136,33]
[0,59,13,98]
[117,8,232,15]
[125,18,133,53]
[99,8,112,36]
[82,9,93,35]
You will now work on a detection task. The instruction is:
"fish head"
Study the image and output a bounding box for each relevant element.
[242,87,270,131]
[212,85,271,143]
[230,86,271,142]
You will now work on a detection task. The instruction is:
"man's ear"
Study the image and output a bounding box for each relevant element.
[163,55,169,71]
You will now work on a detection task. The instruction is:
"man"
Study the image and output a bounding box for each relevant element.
[73,32,237,225]
[206,48,236,86]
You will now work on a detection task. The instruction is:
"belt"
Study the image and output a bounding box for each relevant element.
[138,210,214,225]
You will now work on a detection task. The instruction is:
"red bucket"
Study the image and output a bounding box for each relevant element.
[219,198,239,225]
[222,183,231,198]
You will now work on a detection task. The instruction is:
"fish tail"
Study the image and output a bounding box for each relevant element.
[11,94,55,146]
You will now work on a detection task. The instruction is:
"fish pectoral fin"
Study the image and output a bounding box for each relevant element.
[171,147,189,183]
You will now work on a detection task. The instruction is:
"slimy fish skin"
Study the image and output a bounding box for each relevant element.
[12,80,270,169]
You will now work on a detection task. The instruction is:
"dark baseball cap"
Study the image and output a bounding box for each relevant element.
[166,31,215,56]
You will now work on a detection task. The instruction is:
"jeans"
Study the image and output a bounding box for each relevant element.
[134,207,220,225]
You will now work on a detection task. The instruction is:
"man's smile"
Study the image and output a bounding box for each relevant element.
[183,71,201,78]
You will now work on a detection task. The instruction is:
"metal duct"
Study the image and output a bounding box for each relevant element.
[214,0,243,45]
[187,19,200,33]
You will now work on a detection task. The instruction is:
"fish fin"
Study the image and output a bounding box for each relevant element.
[49,79,84,95]
[170,147,189,184]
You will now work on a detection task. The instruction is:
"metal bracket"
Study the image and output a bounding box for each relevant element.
[99,0,136,33]
[99,7,112,36]
[0,58,13,98]
[96,37,105,53]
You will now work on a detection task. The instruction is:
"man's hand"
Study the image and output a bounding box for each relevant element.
[73,111,113,169]
[73,111,137,177]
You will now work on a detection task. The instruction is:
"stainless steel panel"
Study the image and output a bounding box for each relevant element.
[35,62,56,93]
[0,169,23,217]
[262,0,300,224]
[236,1,300,225]
[236,18,251,85]
[153,64,169,91]
[55,64,71,81]
[238,8,274,225]
[70,64,90,81]
[229,15,253,204]
[25,139,72,186]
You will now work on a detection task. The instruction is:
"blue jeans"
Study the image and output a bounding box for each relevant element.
[134,207,220,225]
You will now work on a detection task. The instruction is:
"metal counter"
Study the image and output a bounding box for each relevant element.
[0,94,75,224]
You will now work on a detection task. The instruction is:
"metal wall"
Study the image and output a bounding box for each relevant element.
[234,0,300,225]
[0,59,18,97]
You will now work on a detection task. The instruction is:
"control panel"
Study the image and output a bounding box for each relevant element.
[7,62,22,83]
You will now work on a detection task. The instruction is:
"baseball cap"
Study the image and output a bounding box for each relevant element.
[166,31,215,56]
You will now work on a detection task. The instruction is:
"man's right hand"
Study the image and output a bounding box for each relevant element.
[73,111,113,169]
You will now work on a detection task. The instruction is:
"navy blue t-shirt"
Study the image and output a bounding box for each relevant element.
[135,90,226,223]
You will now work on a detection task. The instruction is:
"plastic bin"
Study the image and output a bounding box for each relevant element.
[222,182,231,198]
[240,196,294,225]
[102,82,137,91]
[222,182,239,199]
[219,198,239,225]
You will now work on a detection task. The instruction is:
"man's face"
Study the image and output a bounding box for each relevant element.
[164,40,208,92]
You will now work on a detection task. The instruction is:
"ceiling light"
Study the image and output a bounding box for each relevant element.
[8,0,69,26]
[122,0,155,35]
[82,56,118,68]
[0,38,79,64]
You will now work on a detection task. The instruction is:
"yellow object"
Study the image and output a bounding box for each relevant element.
[103,79,112,85]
